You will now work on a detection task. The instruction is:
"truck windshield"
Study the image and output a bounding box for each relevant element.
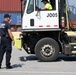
[27,0,34,14]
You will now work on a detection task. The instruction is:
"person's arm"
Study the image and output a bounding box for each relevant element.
[41,7,47,10]
[8,29,14,41]
[7,23,15,45]
[41,3,52,10]
[9,19,12,23]
[8,29,15,45]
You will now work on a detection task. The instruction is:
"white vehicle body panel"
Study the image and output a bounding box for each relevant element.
[22,0,59,30]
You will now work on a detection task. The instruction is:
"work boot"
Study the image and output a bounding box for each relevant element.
[0,66,1,69]
[6,66,12,69]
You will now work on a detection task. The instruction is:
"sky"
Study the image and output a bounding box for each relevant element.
[67,0,76,7]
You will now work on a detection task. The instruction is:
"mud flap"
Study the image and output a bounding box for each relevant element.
[64,44,71,55]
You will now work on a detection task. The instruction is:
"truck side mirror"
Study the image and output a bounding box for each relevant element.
[36,7,41,11]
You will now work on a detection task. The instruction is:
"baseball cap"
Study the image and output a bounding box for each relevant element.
[4,14,11,18]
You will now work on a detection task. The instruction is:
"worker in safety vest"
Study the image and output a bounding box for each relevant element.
[41,0,52,10]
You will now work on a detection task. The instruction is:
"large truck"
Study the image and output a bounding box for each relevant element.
[20,0,76,61]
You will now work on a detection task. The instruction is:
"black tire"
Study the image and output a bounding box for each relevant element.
[35,38,59,62]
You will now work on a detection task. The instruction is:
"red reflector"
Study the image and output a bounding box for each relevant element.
[62,24,65,27]
[54,25,58,27]
[46,25,50,27]
[39,25,43,27]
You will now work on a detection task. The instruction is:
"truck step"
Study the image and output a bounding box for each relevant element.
[70,43,76,54]
[71,51,76,54]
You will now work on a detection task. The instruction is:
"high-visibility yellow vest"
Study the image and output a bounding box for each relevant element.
[45,3,52,10]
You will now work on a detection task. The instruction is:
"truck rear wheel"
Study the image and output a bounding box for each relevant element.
[35,38,59,62]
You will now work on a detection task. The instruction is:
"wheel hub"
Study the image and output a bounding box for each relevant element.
[41,44,54,57]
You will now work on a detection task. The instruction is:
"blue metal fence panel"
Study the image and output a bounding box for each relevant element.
[0,13,4,22]
[0,13,21,24]
[17,13,21,24]
[10,13,17,24]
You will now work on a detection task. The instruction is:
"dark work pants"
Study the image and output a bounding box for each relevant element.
[0,36,12,67]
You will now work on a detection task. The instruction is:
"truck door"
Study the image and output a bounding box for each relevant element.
[22,0,59,30]
[22,0,35,29]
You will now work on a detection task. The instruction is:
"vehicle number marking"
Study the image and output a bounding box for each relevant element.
[47,13,58,17]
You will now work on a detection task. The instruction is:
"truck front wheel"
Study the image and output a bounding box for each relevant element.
[35,38,59,62]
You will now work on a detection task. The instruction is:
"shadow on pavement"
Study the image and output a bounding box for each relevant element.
[19,55,38,62]
[12,64,24,68]
[19,54,76,62]
[58,54,76,61]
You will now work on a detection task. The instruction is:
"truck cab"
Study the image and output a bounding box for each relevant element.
[22,0,60,30]
[21,0,76,62]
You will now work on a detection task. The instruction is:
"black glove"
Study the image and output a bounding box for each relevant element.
[36,7,41,11]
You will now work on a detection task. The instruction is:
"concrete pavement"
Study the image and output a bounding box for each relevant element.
[0,46,76,75]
